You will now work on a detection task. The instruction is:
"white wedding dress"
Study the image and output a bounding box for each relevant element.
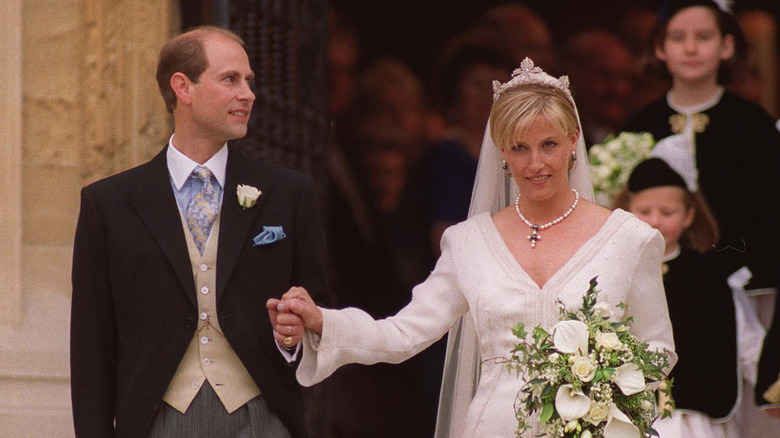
[297,209,676,437]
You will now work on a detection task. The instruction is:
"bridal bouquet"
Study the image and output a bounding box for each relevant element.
[588,132,655,207]
[508,277,673,438]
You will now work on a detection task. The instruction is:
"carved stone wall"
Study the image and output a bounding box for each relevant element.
[82,0,178,183]
[0,0,178,436]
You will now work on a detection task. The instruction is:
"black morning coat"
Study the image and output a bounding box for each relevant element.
[70,145,329,438]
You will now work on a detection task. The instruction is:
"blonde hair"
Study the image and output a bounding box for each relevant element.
[489,83,577,149]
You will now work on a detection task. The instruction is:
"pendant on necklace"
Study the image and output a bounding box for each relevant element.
[527,225,541,248]
[515,189,579,249]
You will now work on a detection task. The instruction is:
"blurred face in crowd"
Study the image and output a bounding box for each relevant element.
[328,33,359,117]
[573,36,636,132]
[375,88,425,136]
[453,62,509,132]
[656,6,734,87]
[491,6,556,69]
[363,149,408,213]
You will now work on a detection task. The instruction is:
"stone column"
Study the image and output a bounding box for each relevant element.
[0,0,23,329]
[0,0,178,436]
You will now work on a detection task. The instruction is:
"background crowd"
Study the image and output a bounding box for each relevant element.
[310,1,780,437]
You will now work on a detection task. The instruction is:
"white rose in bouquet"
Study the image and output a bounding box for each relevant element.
[584,402,609,426]
[570,356,597,382]
[595,331,623,351]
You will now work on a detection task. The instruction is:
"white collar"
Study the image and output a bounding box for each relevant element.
[166,134,228,190]
[666,87,724,115]
[662,244,681,263]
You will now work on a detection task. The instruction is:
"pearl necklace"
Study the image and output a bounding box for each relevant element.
[514,189,579,248]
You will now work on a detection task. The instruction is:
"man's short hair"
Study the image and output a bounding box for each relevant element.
[156,26,246,113]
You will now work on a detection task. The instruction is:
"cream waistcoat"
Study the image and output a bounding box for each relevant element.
[163,214,261,413]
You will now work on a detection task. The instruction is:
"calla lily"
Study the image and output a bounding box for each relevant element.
[603,405,640,438]
[614,363,645,396]
[555,384,591,421]
[553,320,589,354]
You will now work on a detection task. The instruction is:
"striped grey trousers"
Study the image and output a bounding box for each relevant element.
[146,381,292,438]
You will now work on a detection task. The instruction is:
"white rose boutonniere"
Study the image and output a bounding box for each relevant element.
[237,184,261,209]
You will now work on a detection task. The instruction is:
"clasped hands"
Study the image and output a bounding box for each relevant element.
[266,286,322,349]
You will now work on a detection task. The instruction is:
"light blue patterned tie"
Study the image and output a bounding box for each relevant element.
[185,166,219,254]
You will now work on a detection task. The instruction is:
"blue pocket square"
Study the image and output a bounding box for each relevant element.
[253,226,286,246]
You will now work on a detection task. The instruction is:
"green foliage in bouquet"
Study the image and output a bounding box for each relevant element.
[508,277,674,438]
[588,132,656,203]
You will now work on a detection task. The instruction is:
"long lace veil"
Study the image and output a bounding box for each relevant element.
[433,59,595,437]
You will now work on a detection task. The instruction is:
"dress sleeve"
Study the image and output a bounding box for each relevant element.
[729,267,767,385]
[297,227,469,386]
[627,229,678,371]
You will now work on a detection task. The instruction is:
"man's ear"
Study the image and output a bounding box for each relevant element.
[170,72,192,106]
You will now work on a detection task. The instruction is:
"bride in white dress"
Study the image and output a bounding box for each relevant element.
[268,59,677,437]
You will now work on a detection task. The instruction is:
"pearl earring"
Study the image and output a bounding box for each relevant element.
[502,160,512,177]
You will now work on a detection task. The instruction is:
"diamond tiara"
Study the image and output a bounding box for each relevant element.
[492,57,573,103]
